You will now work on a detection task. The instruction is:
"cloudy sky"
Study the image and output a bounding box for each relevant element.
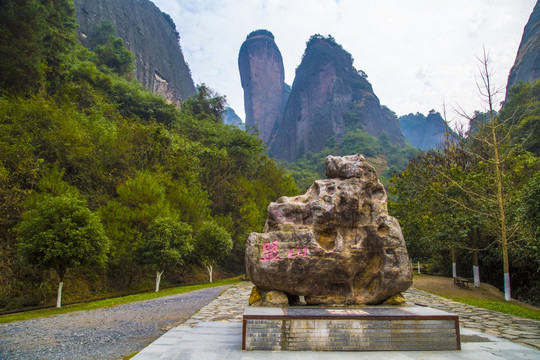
[152,0,536,129]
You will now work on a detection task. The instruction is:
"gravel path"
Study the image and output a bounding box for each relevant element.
[0,284,233,360]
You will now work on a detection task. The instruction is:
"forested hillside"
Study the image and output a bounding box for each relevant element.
[1,0,538,311]
[0,0,297,310]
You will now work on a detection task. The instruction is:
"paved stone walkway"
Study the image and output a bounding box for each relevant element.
[182,282,249,326]
[184,281,540,350]
[405,287,540,349]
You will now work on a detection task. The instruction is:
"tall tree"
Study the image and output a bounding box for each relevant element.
[194,221,232,283]
[40,0,77,94]
[455,51,512,300]
[447,50,538,300]
[100,171,170,285]
[136,217,193,292]
[16,195,109,308]
[181,84,226,123]
[0,0,45,94]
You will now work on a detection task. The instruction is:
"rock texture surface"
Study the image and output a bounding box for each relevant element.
[74,0,196,105]
[507,2,540,96]
[245,154,412,305]
[268,35,405,161]
[238,30,289,144]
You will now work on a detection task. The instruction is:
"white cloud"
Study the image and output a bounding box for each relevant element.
[152,0,536,128]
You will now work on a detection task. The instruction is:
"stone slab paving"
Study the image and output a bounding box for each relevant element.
[405,287,540,350]
[182,281,251,326]
[133,281,540,359]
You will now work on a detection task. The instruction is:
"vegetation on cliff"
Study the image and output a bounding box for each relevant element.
[506,1,540,95]
[0,0,297,310]
[73,0,196,104]
[282,129,419,191]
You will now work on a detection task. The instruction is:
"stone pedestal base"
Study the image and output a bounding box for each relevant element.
[242,306,460,351]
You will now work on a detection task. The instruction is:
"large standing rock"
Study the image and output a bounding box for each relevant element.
[238,30,289,144]
[245,154,412,305]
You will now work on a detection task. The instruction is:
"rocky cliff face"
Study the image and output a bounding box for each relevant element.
[238,30,288,143]
[74,0,195,105]
[399,110,447,150]
[507,1,540,95]
[268,35,404,161]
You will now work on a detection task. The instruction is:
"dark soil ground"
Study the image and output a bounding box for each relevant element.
[413,273,504,300]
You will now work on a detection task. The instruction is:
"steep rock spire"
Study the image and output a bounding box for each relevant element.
[238,30,288,143]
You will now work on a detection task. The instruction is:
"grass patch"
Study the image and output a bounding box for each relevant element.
[448,297,540,321]
[412,273,540,321]
[0,278,241,324]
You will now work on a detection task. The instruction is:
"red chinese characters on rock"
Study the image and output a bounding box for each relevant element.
[288,247,307,258]
[260,240,281,261]
[259,240,308,262]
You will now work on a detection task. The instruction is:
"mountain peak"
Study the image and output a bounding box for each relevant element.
[268,34,404,161]
[238,29,288,144]
[246,29,275,41]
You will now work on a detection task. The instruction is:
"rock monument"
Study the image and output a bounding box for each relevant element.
[245,154,412,306]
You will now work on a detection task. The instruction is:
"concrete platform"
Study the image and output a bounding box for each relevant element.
[132,322,540,359]
[242,306,460,351]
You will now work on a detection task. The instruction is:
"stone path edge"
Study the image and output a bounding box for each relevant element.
[183,281,540,350]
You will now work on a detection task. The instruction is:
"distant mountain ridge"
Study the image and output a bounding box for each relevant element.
[399,110,448,150]
[223,107,245,130]
[73,0,196,105]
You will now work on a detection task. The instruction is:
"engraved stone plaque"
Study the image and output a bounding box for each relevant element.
[242,306,460,351]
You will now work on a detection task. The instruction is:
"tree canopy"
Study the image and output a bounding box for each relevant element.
[194,221,233,283]
[16,195,109,307]
[136,217,193,292]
